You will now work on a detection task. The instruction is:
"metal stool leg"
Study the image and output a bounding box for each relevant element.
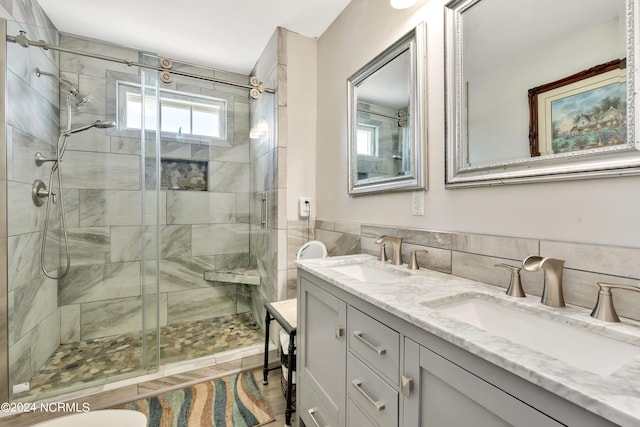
[285,330,296,427]
[263,311,272,385]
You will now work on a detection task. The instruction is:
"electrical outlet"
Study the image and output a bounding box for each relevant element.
[412,191,424,216]
[299,197,311,217]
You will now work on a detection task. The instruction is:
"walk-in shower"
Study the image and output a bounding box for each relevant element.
[33,67,116,279]
[3,19,277,404]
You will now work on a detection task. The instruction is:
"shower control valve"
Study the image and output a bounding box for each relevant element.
[32,180,56,206]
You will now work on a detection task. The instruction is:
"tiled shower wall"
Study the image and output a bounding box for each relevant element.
[54,34,255,343]
[297,219,640,322]
[5,16,62,389]
[248,28,280,330]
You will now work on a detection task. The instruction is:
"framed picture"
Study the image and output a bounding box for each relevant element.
[528,59,627,157]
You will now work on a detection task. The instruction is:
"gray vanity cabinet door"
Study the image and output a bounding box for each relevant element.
[403,338,563,427]
[299,277,347,427]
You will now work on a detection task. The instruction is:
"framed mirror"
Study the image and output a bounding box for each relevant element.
[347,22,427,195]
[444,0,640,187]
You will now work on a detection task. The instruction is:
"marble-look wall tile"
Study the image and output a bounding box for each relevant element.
[7,181,46,236]
[8,231,42,291]
[209,161,250,193]
[166,285,238,324]
[80,297,142,340]
[315,219,335,232]
[191,223,249,256]
[166,191,235,225]
[403,243,452,274]
[236,193,250,223]
[213,253,251,270]
[110,136,141,155]
[78,190,141,227]
[315,229,360,257]
[361,224,398,238]
[452,251,544,297]
[452,233,539,261]
[562,269,640,318]
[31,309,60,375]
[335,221,361,236]
[67,227,110,266]
[9,333,31,387]
[111,226,142,262]
[540,240,640,279]
[398,228,452,250]
[8,127,54,184]
[59,261,141,305]
[210,139,250,163]
[6,70,58,145]
[161,225,191,259]
[59,49,134,80]
[63,151,139,190]
[159,256,215,293]
[60,304,81,344]
[8,274,57,346]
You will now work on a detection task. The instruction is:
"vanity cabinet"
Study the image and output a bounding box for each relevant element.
[297,268,621,427]
[403,338,561,426]
[298,276,347,427]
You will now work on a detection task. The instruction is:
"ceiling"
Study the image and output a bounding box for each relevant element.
[36,0,351,75]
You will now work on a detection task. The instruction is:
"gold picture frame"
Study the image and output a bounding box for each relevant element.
[528,59,627,157]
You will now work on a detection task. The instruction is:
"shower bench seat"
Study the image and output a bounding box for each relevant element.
[203,267,261,286]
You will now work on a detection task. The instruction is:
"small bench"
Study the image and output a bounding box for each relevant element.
[203,268,260,286]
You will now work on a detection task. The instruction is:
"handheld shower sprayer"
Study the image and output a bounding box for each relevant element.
[64,120,116,135]
[34,67,91,107]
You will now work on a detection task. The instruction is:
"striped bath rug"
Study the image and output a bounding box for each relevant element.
[117,371,275,427]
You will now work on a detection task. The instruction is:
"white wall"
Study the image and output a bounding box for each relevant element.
[316,0,640,248]
[286,31,318,220]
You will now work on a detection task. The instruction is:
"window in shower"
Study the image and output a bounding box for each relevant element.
[117,81,227,141]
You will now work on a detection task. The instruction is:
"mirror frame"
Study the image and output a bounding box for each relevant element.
[347,22,427,195]
[444,0,640,188]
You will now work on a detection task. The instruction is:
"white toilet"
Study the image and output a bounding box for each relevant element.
[31,410,146,427]
[296,240,328,260]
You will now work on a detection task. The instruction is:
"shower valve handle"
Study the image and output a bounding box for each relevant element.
[32,180,56,206]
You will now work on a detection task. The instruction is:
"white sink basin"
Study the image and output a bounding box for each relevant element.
[328,262,410,282]
[429,294,640,376]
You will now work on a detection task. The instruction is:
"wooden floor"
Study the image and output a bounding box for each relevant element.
[0,364,291,427]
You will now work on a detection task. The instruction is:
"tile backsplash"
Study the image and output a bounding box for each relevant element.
[304,219,640,322]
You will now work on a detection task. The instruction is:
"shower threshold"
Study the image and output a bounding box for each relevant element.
[15,312,263,402]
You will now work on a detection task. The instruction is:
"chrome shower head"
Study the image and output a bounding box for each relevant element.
[64,120,116,135]
[35,67,91,107]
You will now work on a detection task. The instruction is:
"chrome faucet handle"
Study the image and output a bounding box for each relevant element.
[408,249,428,270]
[591,282,640,322]
[495,263,525,298]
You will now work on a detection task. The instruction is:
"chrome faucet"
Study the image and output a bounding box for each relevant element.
[522,256,565,307]
[375,236,403,265]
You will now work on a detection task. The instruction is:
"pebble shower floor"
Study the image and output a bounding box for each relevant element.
[15,313,263,400]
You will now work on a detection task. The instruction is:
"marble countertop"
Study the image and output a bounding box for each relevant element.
[297,254,640,427]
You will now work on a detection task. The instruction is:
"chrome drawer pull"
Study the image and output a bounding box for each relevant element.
[353,330,386,355]
[352,379,386,411]
[307,408,322,427]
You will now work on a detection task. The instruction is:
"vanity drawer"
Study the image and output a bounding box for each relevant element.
[348,397,377,427]
[348,306,400,384]
[299,376,337,427]
[347,352,398,427]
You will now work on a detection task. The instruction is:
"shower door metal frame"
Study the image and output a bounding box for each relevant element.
[0,18,9,404]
